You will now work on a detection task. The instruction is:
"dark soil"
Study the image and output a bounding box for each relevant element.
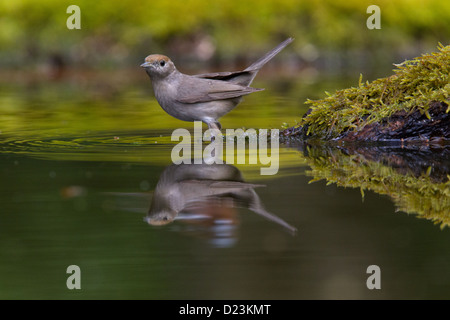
[281,101,449,144]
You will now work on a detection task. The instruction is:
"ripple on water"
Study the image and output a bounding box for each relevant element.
[0,130,179,163]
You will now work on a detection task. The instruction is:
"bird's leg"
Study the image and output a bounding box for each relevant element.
[203,120,223,161]
[204,120,222,142]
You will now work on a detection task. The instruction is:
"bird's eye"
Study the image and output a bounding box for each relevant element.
[160,60,166,67]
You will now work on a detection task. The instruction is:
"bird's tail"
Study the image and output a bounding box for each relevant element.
[251,206,298,235]
[244,37,294,72]
[248,189,297,235]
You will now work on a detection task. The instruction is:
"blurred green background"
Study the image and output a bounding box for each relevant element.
[1,0,449,73]
[1,0,449,149]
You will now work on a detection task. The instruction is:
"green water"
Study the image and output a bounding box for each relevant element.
[1,74,449,299]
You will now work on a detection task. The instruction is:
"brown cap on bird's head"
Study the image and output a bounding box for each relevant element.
[140,54,171,68]
[146,218,173,226]
[144,211,175,226]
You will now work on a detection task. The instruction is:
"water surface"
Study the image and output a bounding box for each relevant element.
[1,75,449,299]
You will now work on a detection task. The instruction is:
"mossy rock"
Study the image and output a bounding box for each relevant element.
[282,44,450,143]
[299,144,450,228]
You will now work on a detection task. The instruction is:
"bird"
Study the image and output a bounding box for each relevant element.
[140,37,294,133]
[145,161,297,235]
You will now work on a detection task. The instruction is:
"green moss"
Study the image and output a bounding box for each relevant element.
[303,145,450,228]
[298,44,450,139]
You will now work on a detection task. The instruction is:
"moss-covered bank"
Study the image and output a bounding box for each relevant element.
[298,144,450,228]
[282,45,450,143]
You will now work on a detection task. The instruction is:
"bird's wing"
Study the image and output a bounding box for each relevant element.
[175,76,263,104]
[193,70,251,81]
[193,70,257,87]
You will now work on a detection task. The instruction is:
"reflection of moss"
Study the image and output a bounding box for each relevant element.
[285,45,450,140]
[303,145,450,228]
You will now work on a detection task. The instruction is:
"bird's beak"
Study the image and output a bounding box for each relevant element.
[140,62,152,68]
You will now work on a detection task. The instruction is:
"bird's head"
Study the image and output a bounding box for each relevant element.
[140,54,176,78]
[145,209,176,226]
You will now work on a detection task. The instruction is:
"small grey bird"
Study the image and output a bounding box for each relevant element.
[146,162,297,234]
[141,38,294,131]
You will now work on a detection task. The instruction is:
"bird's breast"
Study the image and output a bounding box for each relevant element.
[152,80,196,121]
[153,79,177,106]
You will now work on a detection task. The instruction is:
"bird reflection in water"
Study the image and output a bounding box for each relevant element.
[146,161,297,247]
